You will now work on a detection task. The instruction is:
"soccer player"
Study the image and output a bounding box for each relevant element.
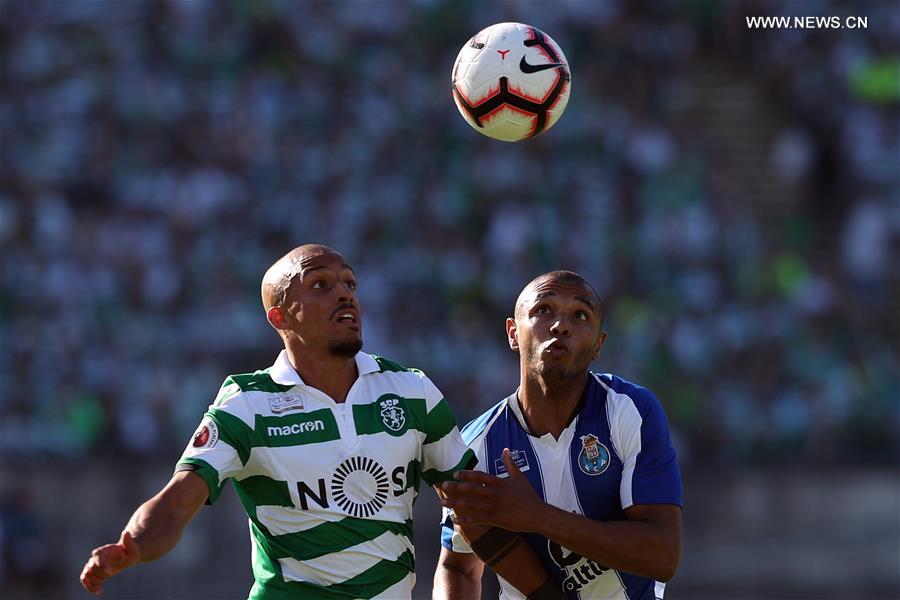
[80,245,556,599]
[435,271,683,600]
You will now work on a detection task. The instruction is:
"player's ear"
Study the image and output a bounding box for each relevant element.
[267,306,288,330]
[506,317,519,352]
[592,330,607,360]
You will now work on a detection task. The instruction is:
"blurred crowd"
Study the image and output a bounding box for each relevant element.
[1,0,898,473]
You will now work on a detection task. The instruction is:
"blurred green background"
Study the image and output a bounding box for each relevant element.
[1,0,897,598]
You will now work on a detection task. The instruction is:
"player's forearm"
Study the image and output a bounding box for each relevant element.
[125,472,207,562]
[458,523,562,599]
[433,565,481,600]
[534,505,680,581]
[123,497,190,562]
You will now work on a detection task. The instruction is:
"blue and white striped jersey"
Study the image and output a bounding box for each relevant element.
[440,373,683,600]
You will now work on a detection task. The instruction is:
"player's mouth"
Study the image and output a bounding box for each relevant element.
[333,307,360,329]
[542,340,569,355]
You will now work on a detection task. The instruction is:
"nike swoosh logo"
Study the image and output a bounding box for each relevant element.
[519,56,565,73]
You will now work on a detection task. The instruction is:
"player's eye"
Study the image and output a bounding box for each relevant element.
[575,310,589,320]
[536,305,551,315]
[311,280,326,289]
[346,280,357,292]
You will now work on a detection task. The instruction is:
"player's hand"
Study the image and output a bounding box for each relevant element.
[80,530,141,595]
[440,448,546,532]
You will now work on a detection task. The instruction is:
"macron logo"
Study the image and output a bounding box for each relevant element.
[268,421,325,437]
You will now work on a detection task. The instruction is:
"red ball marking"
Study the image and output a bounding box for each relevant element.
[507,70,562,104]
[497,49,510,60]
[454,82,501,107]
[548,80,570,111]
[482,103,538,137]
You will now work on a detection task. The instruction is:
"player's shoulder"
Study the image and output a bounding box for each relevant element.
[224,370,293,394]
[460,396,509,445]
[211,369,291,409]
[363,352,445,404]
[367,353,425,377]
[591,372,664,417]
[365,353,435,390]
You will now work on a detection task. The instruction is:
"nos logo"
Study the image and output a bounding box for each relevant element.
[296,457,410,518]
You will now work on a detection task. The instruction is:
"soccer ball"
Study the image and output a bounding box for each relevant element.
[451,22,571,142]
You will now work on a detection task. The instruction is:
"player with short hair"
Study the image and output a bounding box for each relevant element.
[435,270,683,600]
[80,245,558,599]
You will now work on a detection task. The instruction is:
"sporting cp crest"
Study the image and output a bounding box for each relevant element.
[379,397,406,433]
[577,434,610,476]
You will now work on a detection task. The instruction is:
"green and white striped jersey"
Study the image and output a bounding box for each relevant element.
[176,350,474,600]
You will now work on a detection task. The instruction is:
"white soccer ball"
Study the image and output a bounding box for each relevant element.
[452,22,571,142]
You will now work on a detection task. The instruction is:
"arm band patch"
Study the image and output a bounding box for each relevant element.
[528,577,565,600]
[469,526,522,567]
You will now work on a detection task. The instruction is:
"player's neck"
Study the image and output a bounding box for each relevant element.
[517,371,588,439]
[284,344,358,403]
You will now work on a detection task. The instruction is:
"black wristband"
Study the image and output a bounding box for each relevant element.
[528,577,565,600]
[469,526,522,567]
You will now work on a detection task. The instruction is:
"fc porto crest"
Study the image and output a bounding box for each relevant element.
[578,434,609,476]
[379,397,407,434]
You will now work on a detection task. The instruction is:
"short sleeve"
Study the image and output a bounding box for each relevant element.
[175,381,249,504]
[609,386,683,509]
[440,506,474,553]
[439,417,489,553]
[418,375,475,486]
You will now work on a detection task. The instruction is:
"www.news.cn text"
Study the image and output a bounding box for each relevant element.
[746,16,868,29]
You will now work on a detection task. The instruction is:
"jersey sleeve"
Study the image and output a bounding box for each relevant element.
[610,386,683,509]
[439,425,487,553]
[175,379,250,504]
[419,375,476,487]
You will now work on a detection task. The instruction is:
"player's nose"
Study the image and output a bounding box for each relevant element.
[549,317,570,337]
[335,281,355,303]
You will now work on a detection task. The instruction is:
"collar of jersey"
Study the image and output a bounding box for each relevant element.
[267,349,380,386]
[507,376,593,439]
